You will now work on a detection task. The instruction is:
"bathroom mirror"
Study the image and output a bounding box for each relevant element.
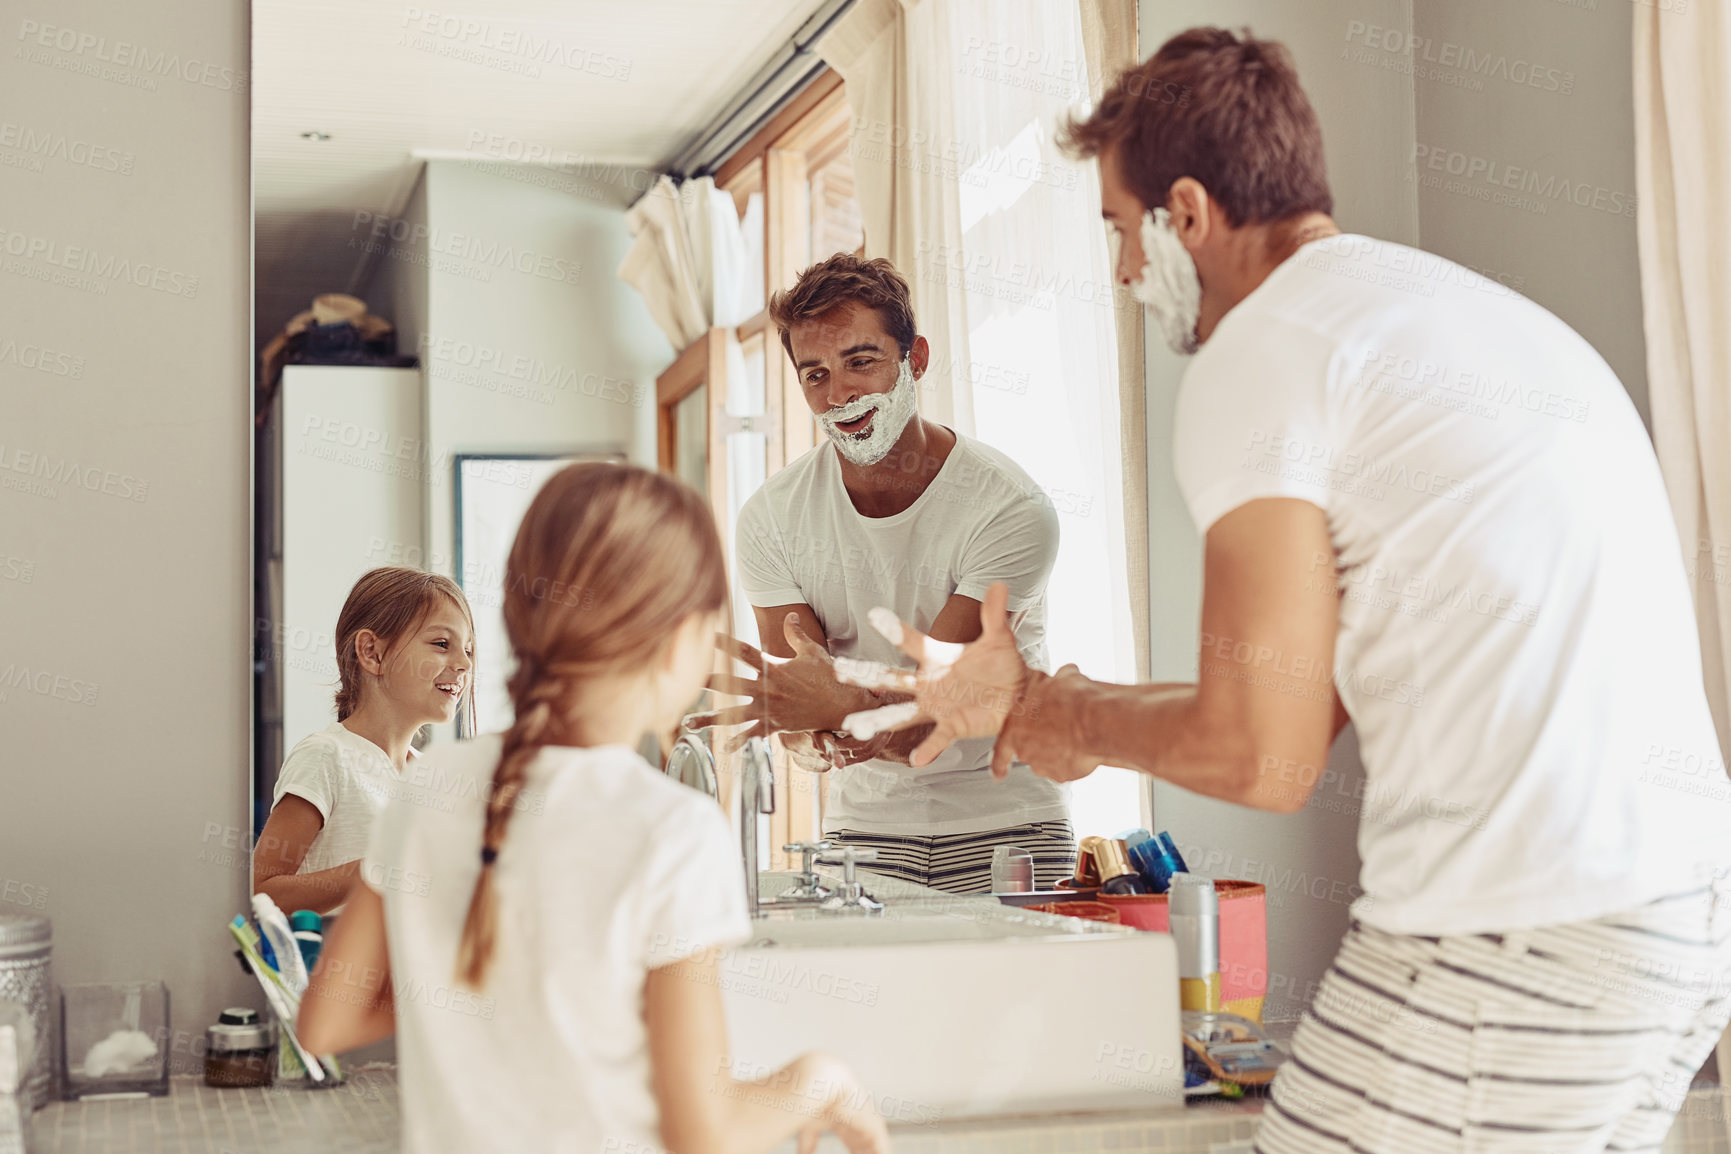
[248,1,833,826]
[248,0,1149,882]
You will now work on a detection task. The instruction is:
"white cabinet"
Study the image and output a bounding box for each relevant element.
[265,365,424,788]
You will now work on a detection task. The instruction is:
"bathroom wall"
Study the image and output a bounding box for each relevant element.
[366,167,430,372]
[0,0,257,1043]
[1138,0,1417,1021]
[1410,0,1648,423]
[412,159,670,578]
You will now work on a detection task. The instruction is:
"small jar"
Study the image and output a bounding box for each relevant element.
[204,1009,274,1088]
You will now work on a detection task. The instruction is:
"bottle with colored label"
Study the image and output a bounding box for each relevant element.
[290,909,323,973]
[1169,874,1222,1012]
[1124,829,1189,893]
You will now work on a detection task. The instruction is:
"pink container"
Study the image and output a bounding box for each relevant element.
[1025,900,1121,924]
[1098,880,1269,1021]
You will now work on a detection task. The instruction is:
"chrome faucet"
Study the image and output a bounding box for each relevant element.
[818,845,883,913]
[777,840,837,902]
[665,729,718,798]
[740,737,775,918]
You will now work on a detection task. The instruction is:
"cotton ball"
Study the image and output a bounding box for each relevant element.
[82,1029,157,1078]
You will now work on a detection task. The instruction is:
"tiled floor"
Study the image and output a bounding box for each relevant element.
[19,1070,1731,1153]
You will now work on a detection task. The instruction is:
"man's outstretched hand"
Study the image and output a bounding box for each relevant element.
[847,583,1035,775]
[687,614,872,749]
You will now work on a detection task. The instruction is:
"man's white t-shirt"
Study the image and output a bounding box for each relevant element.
[362,736,751,1154]
[274,722,413,873]
[1174,232,1730,936]
[736,433,1067,836]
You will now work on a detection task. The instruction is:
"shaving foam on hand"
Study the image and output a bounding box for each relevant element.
[842,702,919,740]
[834,657,909,690]
[867,607,904,646]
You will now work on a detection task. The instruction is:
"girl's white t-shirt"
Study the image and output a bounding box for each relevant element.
[361,735,751,1154]
[273,722,409,873]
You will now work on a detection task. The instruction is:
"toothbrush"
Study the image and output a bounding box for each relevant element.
[228,917,332,1083]
[252,894,309,998]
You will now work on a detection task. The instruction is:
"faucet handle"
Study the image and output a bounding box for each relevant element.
[783,840,835,876]
[818,845,878,884]
[817,846,883,914]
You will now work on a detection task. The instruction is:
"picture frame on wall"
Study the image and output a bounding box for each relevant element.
[452,449,626,736]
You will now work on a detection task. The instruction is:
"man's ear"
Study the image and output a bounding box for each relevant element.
[1167,177,1213,247]
[909,334,931,380]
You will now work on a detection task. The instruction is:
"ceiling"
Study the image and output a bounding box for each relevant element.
[253,0,828,339]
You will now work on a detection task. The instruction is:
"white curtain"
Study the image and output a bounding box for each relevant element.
[1634,7,1731,1120]
[617,175,755,351]
[618,175,759,637]
[1634,5,1731,761]
[820,0,1142,837]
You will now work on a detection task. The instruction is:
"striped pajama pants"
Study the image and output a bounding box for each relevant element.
[827,819,1076,895]
[1257,880,1731,1154]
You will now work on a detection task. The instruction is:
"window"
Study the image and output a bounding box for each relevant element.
[655,71,863,866]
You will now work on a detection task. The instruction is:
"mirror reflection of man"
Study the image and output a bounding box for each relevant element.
[857,26,1731,1148]
[693,254,1072,894]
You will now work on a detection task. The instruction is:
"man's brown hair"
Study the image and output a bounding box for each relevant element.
[768,253,918,364]
[1061,27,1332,227]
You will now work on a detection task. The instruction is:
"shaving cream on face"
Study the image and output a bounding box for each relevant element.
[819,357,919,466]
[1131,208,1203,356]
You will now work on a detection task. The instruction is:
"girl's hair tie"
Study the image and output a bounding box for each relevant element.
[480,846,498,866]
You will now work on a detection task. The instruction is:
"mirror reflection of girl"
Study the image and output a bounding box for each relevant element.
[252,568,476,915]
[298,464,887,1154]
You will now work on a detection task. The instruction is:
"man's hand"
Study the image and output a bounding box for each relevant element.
[992,663,1108,782]
[779,729,846,773]
[855,583,1033,772]
[689,614,875,743]
[827,721,939,767]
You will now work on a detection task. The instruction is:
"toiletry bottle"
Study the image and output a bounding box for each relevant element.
[1074,836,1105,888]
[1169,874,1222,1012]
[251,894,309,997]
[1122,830,1165,892]
[1125,830,1189,893]
[989,846,1035,893]
[1155,831,1189,873]
[289,910,323,973]
[1093,838,1153,896]
[205,1008,275,1088]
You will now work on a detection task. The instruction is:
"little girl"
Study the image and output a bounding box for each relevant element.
[253,568,476,915]
[298,464,886,1154]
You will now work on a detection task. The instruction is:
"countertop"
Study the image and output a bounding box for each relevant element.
[23,1069,1731,1153]
[24,1068,1267,1154]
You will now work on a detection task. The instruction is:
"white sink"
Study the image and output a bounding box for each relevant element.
[719,870,1184,1123]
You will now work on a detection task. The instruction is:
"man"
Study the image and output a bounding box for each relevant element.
[855,27,1731,1150]
[692,252,1071,894]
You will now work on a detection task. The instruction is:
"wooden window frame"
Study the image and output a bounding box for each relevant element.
[656,68,859,865]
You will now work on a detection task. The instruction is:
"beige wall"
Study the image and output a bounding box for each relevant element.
[0,0,257,1043]
[1411,0,1648,422]
[418,159,669,578]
